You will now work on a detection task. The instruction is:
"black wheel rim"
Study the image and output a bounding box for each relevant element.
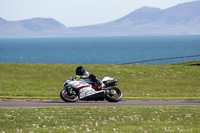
[62,90,78,100]
[107,88,121,98]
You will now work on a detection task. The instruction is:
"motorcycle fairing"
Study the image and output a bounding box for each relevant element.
[66,79,105,100]
[79,87,105,100]
[68,80,89,90]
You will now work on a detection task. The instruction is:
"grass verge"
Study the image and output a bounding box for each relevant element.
[0,62,200,100]
[0,106,200,133]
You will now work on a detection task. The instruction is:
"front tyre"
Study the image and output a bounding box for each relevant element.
[105,87,123,102]
[60,89,78,102]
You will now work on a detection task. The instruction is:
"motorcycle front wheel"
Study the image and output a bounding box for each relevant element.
[60,89,78,102]
[105,87,123,102]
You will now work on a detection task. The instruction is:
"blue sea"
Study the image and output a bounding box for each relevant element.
[0,36,200,65]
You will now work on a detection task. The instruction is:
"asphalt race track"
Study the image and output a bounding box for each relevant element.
[0,100,200,108]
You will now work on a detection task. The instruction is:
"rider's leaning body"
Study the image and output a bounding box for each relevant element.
[75,66,105,89]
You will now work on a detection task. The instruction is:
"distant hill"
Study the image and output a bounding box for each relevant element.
[0,1,200,38]
[66,1,200,36]
[0,18,68,38]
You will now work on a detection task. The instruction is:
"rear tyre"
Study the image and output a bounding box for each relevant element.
[105,87,123,102]
[60,89,78,102]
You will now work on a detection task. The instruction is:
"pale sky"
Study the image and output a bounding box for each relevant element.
[0,0,198,27]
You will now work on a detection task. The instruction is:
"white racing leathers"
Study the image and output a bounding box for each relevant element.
[80,71,105,88]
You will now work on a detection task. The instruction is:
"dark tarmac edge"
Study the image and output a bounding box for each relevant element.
[0,99,200,108]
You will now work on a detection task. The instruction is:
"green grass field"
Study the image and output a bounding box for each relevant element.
[0,63,200,100]
[0,106,200,133]
[0,63,200,133]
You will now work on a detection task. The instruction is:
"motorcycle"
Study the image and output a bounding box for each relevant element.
[60,76,123,102]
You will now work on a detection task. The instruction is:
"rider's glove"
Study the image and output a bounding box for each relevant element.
[75,75,81,80]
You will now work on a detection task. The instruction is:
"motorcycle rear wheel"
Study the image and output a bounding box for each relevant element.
[60,89,78,102]
[105,87,123,102]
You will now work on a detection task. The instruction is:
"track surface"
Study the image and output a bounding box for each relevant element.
[0,100,200,108]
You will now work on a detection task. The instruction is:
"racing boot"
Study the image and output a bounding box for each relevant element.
[97,80,105,90]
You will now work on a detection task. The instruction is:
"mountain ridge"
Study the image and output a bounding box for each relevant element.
[1,1,200,37]
[0,17,68,37]
[66,1,200,36]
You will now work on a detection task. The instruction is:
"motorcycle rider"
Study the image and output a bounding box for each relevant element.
[75,66,105,90]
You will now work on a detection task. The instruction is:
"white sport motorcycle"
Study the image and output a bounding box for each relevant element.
[60,76,123,102]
